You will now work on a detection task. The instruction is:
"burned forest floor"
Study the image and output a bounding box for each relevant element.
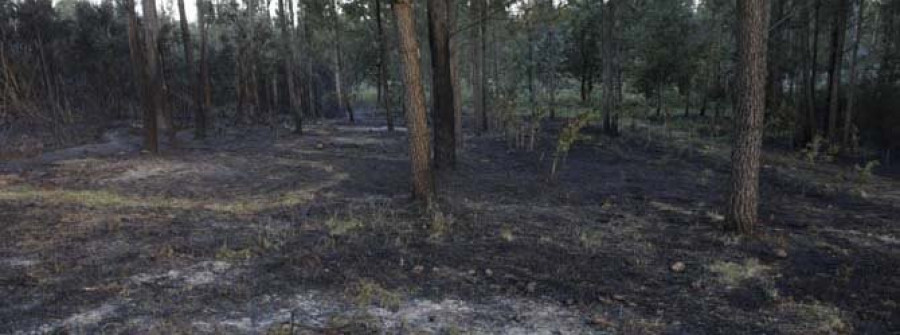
[1,114,899,334]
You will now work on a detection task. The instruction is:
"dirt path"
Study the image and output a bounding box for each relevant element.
[1,120,898,334]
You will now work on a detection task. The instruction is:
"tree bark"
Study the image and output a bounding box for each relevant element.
[279,0,303,134]
[177,0,204,139]
[810,0,822,136]
[601,0,616,133]
[449,0,462,149]
[728,0,770,235]
[428,0,457,169]
[125,0,149,139]
[141,0,162,153]
[393,0,435,205]
[826,0,849,142]
[375,0,395,131]
[796,0,813,145]
[332,0,349,121]
[469,0,486,134]
[198,0,212,119]
[843,0,864,147]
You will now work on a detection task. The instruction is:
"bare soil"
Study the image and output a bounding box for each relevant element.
[1,115,898,334]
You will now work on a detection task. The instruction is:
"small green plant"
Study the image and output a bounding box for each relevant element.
[802,135,825,163]
[429,210,453,240]
[326,213,363,237]
[550,111,594,180]
[708,258,769,287]
[499,225,515,242]
[348,279,401,311]
[578,228,604,250]
[853,160,880,184]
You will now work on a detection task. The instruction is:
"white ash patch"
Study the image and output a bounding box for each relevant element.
[130,261,232,288]
[208,291,594,334]
[61,303,119,329]
[1,257,39,267]
[369,297,592,334]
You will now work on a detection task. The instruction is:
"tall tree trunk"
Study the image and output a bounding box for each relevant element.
[158,41,175,143]
[827,0,849,142]
[332,0,349,121]
[601,0,616,133]
[178,0,204,139]
[449,0,462,149]
[728,0,770,235]
[198,0,212,123]
[303,0,318,119]
[470,0,486,133]
[375,0,395,131]
[767,0,786,118]
[843,0,864,147]
[280,0,302,134]
[124,0,145,119]
[393,0,435,205]
[810,0,822,136]
[428,0,457,169]
[796,0,813,145]
[142,0,162,153]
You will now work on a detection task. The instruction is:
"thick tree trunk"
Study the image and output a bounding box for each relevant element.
[428,0,457,169]
[826,0,849,142]
[844,0,864,147]
[393,0,435,205]
[470,0,486,134]
[728,0,770,235]
[375,0,394,131]
[141,0,162,153]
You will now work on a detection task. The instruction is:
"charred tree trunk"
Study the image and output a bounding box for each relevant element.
[826,0,849,143]
[125,0,146,125]
[332,0,349,121]
[141,0,162,153]
[375,0,395,131]
[178,0,204,139]
[601,0,616,133]
[810,0,822,136]
[198,0,212,124]
[449,0,462,149]
[280,0,303,134]
[844,0,864,147]
[728,0,770,235]
[470,0,486,133]
[428,0,457,169]
[393,0,435,205]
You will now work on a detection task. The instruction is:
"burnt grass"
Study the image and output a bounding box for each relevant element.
[1,115,899,334]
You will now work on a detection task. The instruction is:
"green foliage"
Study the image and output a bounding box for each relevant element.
[550,111,594,180]
[853,160,880,184]
[802,136,828,163]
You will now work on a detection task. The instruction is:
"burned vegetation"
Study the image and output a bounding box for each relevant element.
[2,0,899,333]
